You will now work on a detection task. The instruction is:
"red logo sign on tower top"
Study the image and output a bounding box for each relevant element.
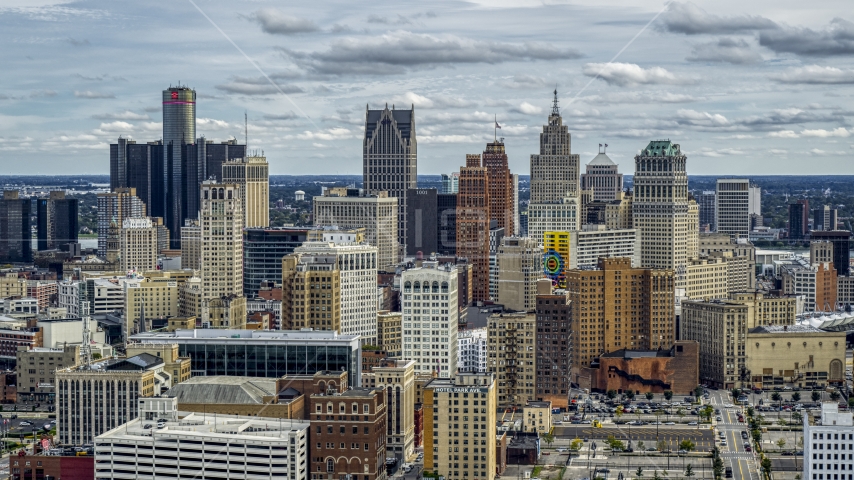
[171,91,178,99]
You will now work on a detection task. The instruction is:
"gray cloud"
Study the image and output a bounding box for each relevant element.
[215,82,304,96]
[93,111,149,120]
[582,62,695,87]
[74,90,114,99]
[367,14,410,25]
[331,24,352,33]
[498,75,551,90]
[660,2,777,35]
[737,108,844,128]
[250,9,319,35]
[582,91,701,104]
[263,112,299,121]
[30,90,58,98]
[772,65,854,84]
[280,31,583,75]
[687,38,763,64]
[215,72,305,96]
[759,18,854,56]
[66,37,89,46]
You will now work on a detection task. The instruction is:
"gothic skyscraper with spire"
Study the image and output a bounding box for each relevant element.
[363,104,417,250]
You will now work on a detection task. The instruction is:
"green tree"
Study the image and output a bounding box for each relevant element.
[684,464,695,479]
[664,390,673,401]
[791,412,803,424]
[713,457,725,480]
[626,390,636,400]
[812,391,821,402]
[677,408,686,422]
[542,432,555,449]
[752,429,762,446]
[778,417,787,428]
[700,405,714,422]
[747,406,755,417]
[607,389,618,399]
[615,405,624,420]
[791,392,801,402]
[606,435,625,451]
[646,392,655,401]
[830,391,841,402]
[636,467,644,480]
[570,438,583,451]
[694,385,704,398]
[637,441,646,451]
[777,438,787,450]
[657,440,668,452]
[761,457,773,478]
[731,388,742,399]
[653,470,663,480]
[679,439,696,452]
[771,392,782,408]
[848,397,854,408]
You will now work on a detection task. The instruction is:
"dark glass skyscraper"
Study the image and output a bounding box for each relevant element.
[110,139,165,219]
[163,86,196,245]
[0,191,32,263]
[811,230,852,276]
[36,191,78,251]
[405,188,437,256]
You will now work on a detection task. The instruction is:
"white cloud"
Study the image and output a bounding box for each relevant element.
[768,130,799,138]
[294,127,357,141]
[93,110,148,121]
[74,90,114,99]
[800,127,851,138]
[773,65,854,85]
[769,149,788,155]
[197,118,231,130]
[582,62,693,87]
[96,121,133,132]
[676,109,729,127]
[513,102,543,115]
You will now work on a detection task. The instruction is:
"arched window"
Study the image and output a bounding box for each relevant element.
[441,282,449,293]
[432,281,439,293]
[404,281,411,293]
[326,459,334,473]
[210,189,217,200]
[204,189,209,200]
[830,359,844,381]
[218,188,224,199]
[413,281,421,293]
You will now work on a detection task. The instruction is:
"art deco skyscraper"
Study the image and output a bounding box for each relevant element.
[580,151,623,202]
[96,188,145,257]
[482,141,515,236]
[632,141,694,279]
[528,91,581,244]
[163,86,196,245]
[363,104,416,249]
[529,91,579,204]
[222,154,269,228]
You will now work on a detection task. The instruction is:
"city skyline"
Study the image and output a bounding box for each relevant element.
[0,0,852,175]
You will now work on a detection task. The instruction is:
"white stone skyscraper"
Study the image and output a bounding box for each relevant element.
[580,150,624,202]
[632,141,695,282]
[401,262,458,377]
[363,104,416,249]
[199,181,243,301]
[527,90,581,244]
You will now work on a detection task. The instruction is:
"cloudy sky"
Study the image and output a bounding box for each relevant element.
[2,0,854,176]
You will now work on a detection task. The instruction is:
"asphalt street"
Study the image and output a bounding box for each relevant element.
[707,390,759,480]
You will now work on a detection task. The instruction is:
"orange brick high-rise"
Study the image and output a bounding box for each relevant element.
[457,154,490,303]
[482,140,515,236]
[567,257,675,385]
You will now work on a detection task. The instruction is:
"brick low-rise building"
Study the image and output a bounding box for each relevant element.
[591,341,700,394]
[309,388,388,480]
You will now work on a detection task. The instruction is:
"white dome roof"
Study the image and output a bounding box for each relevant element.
[588,153,616,166]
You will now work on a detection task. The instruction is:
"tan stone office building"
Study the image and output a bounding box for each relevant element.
[487,312,536,406]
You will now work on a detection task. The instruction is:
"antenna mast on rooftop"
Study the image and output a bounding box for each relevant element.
[82,301,93,369]
[245,111,248,151]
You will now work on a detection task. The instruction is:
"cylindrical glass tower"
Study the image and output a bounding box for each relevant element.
[162,86,196,245]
